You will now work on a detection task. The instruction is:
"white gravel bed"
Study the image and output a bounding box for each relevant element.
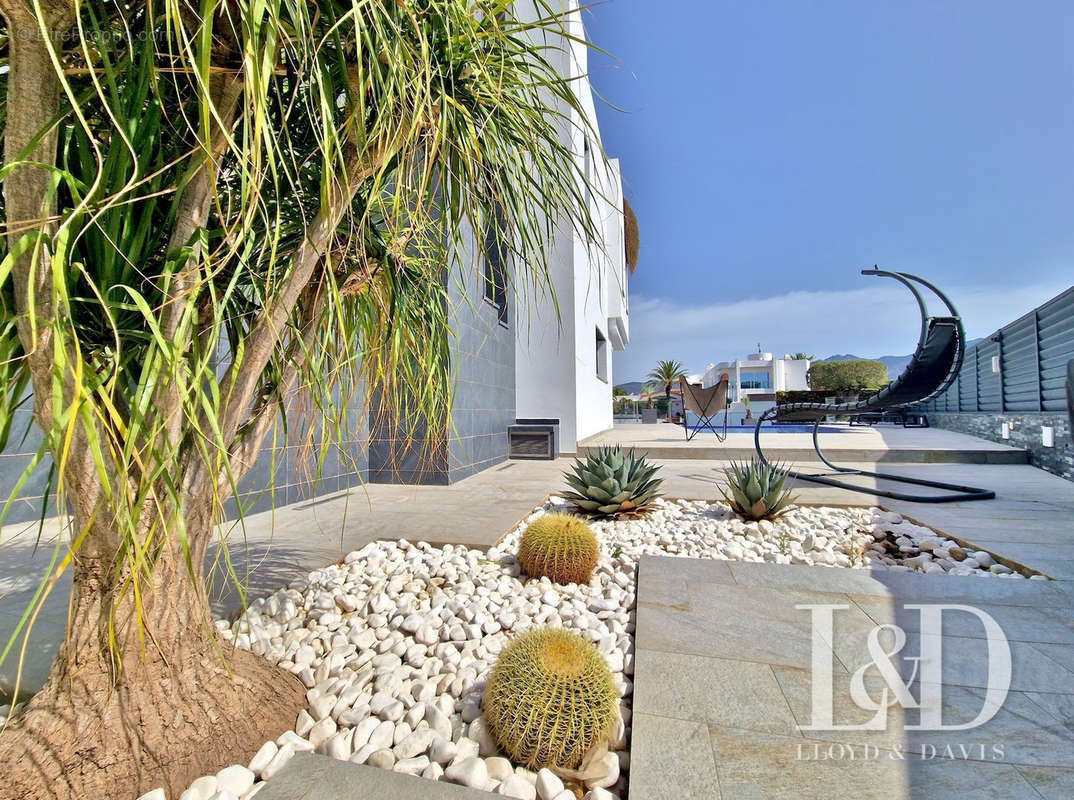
[159,499,1044,800]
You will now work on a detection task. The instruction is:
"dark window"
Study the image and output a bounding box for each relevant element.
[596,327,608,382]
[740,372,771,390]
[483,205,509,327]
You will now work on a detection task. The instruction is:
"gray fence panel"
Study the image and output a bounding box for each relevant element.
[1001,317,1040,411]
[959,349,977,410]
[1038,297,1074,411]
[917,285,1073,414]
[976,339,1002,411]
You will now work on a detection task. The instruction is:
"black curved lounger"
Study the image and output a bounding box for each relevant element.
[753,268,995,503]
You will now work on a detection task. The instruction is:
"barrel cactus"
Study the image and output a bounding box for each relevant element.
[484,627,618,771]
[720,458,798,521]
[518,513,599,584]
[562,445,663,516]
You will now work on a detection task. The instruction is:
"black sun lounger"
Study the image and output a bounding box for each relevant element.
[753,267,995,503]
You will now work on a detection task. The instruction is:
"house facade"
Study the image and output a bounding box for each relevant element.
[514,1,630,455]
[371,0,628,483]
[698,351,809,425]
[702,351,811,401]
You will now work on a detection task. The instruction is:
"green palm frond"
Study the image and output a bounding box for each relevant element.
[646,359,688,386]
[0,0,609,673]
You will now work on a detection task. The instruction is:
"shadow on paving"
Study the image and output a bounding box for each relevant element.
[205,540,343,620]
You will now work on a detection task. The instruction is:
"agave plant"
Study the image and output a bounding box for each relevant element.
[563,445,663,516]
[720,459,798,521]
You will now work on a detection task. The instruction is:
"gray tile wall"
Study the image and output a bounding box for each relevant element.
[1,269,515,518]
[447,277,516,483]
[366,386,450,485]
[366,268,516,485]
[0,382,369,525]
[0,404,52,523]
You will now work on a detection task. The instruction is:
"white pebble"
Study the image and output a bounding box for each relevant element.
[444,756,488,789]
[260,744,295,780]
[498,774,538,799]
[536,768,564,800]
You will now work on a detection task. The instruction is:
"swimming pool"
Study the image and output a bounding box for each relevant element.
[687,424,846,433]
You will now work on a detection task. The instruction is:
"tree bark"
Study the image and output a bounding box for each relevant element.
[0,10,313,798]
[0,513,305,800]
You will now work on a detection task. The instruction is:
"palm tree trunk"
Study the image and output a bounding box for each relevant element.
[0,20,303,796]
[0,506,305,799]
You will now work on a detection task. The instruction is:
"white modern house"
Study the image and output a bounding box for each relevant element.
[513,0,630,455]
[702,350,810,401]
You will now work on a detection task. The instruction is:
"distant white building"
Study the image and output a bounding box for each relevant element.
[702,350,810,402]
[514,0,630,454]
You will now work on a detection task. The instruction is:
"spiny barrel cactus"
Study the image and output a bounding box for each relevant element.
[484,627,618,770]
[519,513,599,584]
[562,445,663,516]
[720,458,798,521]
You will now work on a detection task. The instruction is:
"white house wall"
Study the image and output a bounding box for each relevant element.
[514,0,627,454]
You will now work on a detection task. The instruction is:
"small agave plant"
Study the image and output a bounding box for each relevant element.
[563,445,663,516]
[720,458,798,521]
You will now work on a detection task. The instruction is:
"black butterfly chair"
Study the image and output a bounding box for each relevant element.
[754,268,995,503]
[680,375,729,441]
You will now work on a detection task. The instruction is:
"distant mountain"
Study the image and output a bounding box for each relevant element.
[822,338,982,380]
[615,381,646,395]
[821,354,860,362]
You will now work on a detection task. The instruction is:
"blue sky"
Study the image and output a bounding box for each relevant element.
[586,1,1074,382]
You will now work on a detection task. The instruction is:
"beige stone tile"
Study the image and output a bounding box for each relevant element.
[636,580,855,671]
[828,621,1074,694]
[708,724,1041,800]
[726,561,1067,605]
[773,665,1074,766]
[852,593,1074,644]
[633,649,799,736]
[639,553,736,586]
[629,712,721,800]
[1014,765,1074,800]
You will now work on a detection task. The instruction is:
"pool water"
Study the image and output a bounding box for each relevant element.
[687,424,846,433]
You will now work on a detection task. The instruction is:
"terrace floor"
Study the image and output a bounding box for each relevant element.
[2,452,1073,798]
[580,422,1028,464]
[631,554,1074,799]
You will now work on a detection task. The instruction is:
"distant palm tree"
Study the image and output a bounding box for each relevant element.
[642,383,656,409]
[793,352,815,361]
[647,360,688,405]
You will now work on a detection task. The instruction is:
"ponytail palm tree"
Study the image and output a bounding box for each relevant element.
[0,0,601,796]
[647,359,688,404]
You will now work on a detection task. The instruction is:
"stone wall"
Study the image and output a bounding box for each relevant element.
[927,411,1073,482]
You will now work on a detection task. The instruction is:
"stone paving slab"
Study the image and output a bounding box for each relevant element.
[631,555,1074,800]
[629,712,721,800]
[580,423,1028,464]
[255,753,493,799]
[724,559,1072,604]
[706,723,1043,800]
